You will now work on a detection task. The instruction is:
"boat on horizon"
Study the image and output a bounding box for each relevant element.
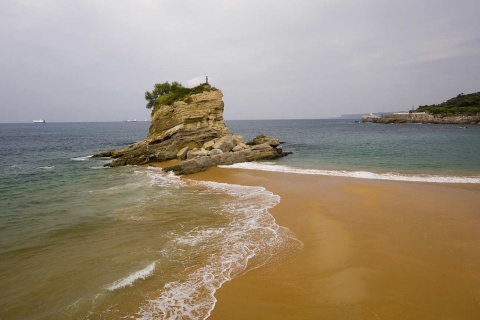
[33,119,46,123]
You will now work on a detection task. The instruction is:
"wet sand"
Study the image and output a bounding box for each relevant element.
[188,167,480,320]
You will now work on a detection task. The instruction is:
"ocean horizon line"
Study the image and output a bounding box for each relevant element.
[0,118,367,124]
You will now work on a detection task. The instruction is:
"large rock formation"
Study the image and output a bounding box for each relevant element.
[94,86,291,174]
[148,89,230,147]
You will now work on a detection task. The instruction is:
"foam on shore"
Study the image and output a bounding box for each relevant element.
[220,162,480,184]
[198,164,480,320]
[137,173,303,320]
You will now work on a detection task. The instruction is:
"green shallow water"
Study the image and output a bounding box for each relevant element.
[228,120,480,176]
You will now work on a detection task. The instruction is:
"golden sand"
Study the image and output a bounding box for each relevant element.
[188,167,480,320]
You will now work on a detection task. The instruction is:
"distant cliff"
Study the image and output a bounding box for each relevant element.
[95,86,290,174]
[362,91,480,124]
[362,112,480,124]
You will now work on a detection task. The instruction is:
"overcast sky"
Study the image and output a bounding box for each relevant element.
[1,0,479,122]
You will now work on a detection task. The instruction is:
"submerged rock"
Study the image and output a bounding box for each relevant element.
[246,134,281,147]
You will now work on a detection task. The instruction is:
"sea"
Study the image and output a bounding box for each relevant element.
[0,120,479,319]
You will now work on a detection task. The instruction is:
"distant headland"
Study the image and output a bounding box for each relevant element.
[363,91,480,124]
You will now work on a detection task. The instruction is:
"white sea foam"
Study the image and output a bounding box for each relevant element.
[38,166,55,170]
[220,162,480,184]
[71,155,93,161]
[106,262,156,291]
[143,167,186,188]
[100,181,145,193]
[137,179,302,320]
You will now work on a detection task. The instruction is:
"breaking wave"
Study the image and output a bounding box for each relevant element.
[106,262,156,291]
[70,155,93,161]
[137,175,302,320]
[220,162,480,184]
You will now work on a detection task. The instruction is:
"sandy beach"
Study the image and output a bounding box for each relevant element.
[188,167,480,320]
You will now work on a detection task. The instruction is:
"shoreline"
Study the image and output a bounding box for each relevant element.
[218,162,480,184]
[187,167,480,319]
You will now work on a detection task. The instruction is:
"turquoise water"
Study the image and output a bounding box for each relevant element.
[228,120,480,177]
[0,120,479,319]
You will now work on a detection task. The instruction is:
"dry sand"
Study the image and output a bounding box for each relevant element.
[188,167,480,320]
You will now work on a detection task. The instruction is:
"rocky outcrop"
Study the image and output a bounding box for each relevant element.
[246,134,281,147]
[163,138,291,175]
[94,86,291,174]
[95,88,230,166]
[362,113,480,124]
[148,89,230,145]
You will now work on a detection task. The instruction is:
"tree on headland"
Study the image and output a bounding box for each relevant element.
[145,80,214,111]
[145,81,182,109]
[417,91,480,116]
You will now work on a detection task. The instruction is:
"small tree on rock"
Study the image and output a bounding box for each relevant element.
[145,80,213,109]
[145,82,183,109]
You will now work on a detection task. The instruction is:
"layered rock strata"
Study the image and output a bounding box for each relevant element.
[163,135,289,175]
[94,88,291,174]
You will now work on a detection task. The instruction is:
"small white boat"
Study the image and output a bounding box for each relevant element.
[33,119,46,123]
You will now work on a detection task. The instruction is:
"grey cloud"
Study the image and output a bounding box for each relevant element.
[1,0,479,122]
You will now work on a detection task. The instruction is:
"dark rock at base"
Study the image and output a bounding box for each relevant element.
[164,156,216,175]
[163,143,288,175]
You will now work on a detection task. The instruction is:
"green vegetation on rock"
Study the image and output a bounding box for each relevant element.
[145,81,216,112]
[417,91,480,116]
